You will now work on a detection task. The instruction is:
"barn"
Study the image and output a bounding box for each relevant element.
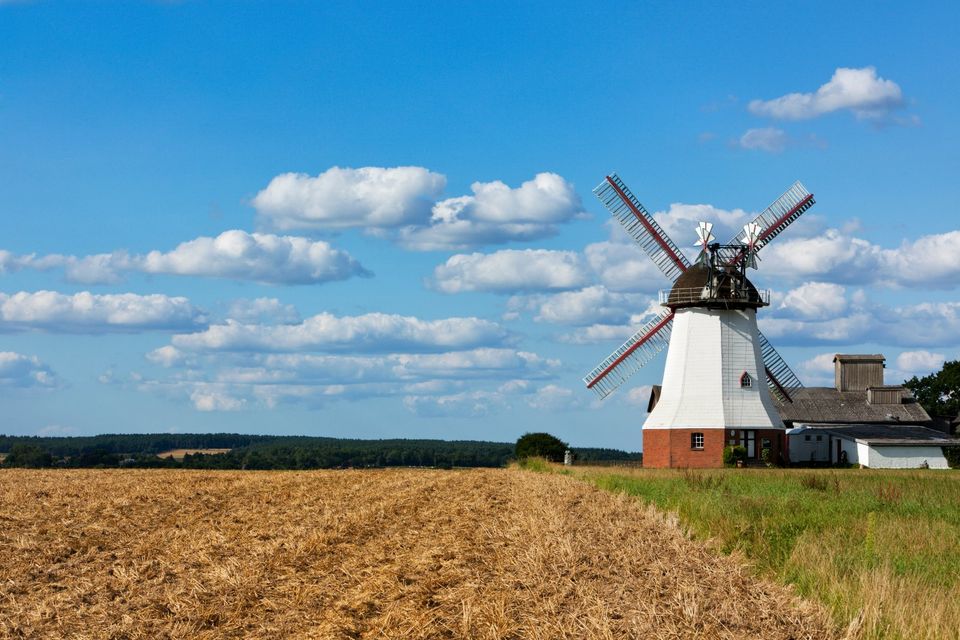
[786,423,954,469]
[781,354,959,468]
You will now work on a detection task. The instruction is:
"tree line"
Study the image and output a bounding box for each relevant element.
[0,433,641,470]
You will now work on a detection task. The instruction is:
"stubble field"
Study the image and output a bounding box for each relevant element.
[0,468,835,639]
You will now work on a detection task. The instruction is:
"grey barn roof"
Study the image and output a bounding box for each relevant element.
[777,387,931,425]
[792,423,959,446]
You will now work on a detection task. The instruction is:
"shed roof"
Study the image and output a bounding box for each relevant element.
[833,354,885,362]
[792,423,960,447]
[777,387,931,425]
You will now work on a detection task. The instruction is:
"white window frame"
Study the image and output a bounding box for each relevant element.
[691,432,704,450]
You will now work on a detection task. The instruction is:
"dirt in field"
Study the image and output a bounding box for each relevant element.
[0,469,838,639]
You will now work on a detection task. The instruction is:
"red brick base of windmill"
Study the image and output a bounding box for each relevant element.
[641,429,785,468]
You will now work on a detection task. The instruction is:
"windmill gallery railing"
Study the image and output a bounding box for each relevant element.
[658,288,771,306]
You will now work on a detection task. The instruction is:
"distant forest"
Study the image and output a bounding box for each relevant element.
[0,433,641,470]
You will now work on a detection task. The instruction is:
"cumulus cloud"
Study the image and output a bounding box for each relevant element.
[0,291,205,333]
[508,286,652,326]
[776,282,849,320]
[432,249,588,293]
[583,241,668,292]
[748,66,905,121]
[225,297,301,324]
[0,351,60,388]
[762,228,960,288]
[762,292,960,349]
[623,384,653,408]
[402,390,504,417]
[171,312,511,353]
[253,166,446,230]
[526,384,581,411]
[250,167,585,251]
[1,231,370,285]
[896,350,946,376]
[738,127,788,153]
[398,173,586,250]
[189,384,247,412]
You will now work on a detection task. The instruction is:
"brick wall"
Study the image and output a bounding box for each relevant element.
[642,428,785,468]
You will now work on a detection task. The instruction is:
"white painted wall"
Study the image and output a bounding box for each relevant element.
[645,308,784,430]
[866,446,950,469]
[787,432,829,463]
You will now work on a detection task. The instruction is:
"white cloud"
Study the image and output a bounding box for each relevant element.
[526,384,581,411]
[776,282,849,320]
[510,286,652,326]
[623,384,653,408]
[398,173,586,251]
[146,345,188,368]
[557,322,647,345]
[432,249,588,293]
[171,312,510,353]
[402,390,503,418]
[252,166,446,230]
[762,228,960,288]
[225,297,301,324]
[3,231,370,285]
[0,291,205,333]
[36,424,76,436]
[140,231,369,284]
[390,349,559,379]
[583,241,667,292]
[0,351,60,388]
[748,66,904,121]
[251,167,585,251]
[896,350,946,376]
[738,127,788,153]
[189,385,247,411]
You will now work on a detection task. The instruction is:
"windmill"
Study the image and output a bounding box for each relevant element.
[583,174,814,467]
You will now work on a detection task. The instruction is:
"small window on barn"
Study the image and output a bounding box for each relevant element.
[816,435,823,442]
[691,432,704,450]
[739,371,752,388]
[804,435,811,441]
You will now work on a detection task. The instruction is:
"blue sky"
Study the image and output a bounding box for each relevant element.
[1,1,958,448]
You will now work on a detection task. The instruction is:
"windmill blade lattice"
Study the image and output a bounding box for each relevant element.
[720,181,815,264]
[583,309,674,399]
[593,174,691,282]
[757,330,804,403]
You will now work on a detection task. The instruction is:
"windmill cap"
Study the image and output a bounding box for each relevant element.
[665,263,766,310]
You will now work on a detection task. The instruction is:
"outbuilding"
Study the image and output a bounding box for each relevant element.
[787,423,956,469]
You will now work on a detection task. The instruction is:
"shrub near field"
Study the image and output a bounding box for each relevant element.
[569,466,960,640]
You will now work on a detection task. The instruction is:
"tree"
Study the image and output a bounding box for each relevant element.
[904,360,960,419]
[3,444,54,468]
[515,432,568,462]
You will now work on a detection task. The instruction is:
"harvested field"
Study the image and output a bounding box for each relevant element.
[155,448,232,460]
[0,469,837,639]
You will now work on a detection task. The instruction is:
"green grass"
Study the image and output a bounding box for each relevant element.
[559,466,960,640]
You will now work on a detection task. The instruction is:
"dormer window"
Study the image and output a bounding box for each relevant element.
[740,371,752,388]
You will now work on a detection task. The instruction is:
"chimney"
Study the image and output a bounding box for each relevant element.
[834,354,885,392]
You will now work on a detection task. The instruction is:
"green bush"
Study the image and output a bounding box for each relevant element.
[722,445,747,466]
[515,432,568,463]
[943,446,960,469]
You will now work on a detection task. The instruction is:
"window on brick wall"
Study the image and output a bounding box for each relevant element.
[691,432,704,450]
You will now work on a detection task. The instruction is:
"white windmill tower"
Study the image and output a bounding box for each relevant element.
[583,175,815,468]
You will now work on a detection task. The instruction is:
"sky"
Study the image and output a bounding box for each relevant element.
[1,1,959,449]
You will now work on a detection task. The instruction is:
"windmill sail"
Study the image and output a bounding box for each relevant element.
[594,174,691,282]
[721,181,815,264]
[757,330,804,403]
[583,309,674,399]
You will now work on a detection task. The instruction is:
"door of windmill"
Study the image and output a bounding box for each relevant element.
[742,430,756,458]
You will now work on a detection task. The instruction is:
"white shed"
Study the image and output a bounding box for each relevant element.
[786,423,957,469]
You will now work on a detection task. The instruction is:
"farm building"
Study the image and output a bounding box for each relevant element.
[782,354,958,468]
[786,423,954,468]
